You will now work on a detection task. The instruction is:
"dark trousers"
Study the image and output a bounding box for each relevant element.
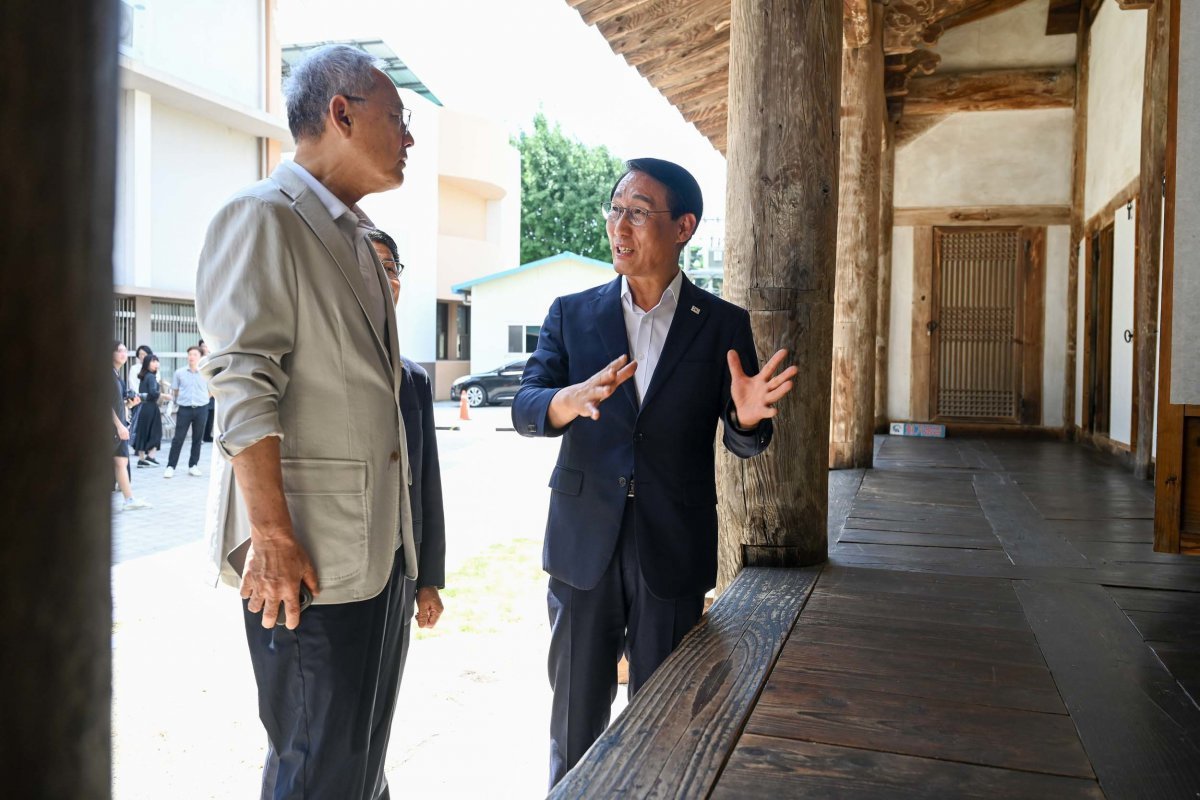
[244,552,416,800]
[167,405,208,468]
[203,396,215,442]
[546,500,705,788]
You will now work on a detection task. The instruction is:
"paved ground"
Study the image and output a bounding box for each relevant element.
[111,402,628,799]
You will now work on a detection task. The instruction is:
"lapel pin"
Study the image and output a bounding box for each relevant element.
[691,305,701,315]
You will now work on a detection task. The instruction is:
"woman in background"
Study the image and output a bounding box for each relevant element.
[133,353,163,467]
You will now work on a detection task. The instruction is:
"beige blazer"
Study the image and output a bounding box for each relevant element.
[196,164,415,604]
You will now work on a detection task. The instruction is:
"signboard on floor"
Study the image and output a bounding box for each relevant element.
[889,422,947,438]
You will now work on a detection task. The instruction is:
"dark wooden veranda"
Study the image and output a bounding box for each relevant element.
[552,436,1200,799]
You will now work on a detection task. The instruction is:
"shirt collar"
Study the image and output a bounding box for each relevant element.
[621,269,684,313]
[281,159,355,225]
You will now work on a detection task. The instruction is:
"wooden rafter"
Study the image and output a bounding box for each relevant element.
[1116,0,1155,9]
[1047,0,1081,35]
[844,0,873,47]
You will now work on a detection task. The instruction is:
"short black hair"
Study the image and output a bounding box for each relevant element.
[187,345,202,356]
[136,344,153,357]
[610,157,703,222]
[366,228,399,262]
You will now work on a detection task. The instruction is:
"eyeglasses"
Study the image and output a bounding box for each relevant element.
[343,95,412,132]
[381,259,405,279]
[601,201,671,227]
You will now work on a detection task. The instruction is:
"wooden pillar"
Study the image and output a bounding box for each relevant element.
[717,0,842,590]
[0,0,118,796]
[261,0,285,178]
[830,3,884,469]
[1065,7,1093,439]
[1134,0,1172,479]
[876,118,896,432]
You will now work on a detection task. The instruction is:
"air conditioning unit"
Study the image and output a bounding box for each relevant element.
[118,1,148,60]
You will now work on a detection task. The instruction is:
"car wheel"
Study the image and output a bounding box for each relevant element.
[465,385,487,407]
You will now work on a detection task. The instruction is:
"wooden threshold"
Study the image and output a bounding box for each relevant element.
[895,205,1070,227]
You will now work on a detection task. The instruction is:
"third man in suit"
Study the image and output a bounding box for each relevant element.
[512,158,798,786]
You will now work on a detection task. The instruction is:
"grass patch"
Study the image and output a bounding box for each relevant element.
[419,537,544,637]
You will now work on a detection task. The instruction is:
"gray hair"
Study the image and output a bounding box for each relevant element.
[284,44,381,142]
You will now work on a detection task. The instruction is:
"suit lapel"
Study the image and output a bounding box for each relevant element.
[639,275,711,413]
[592,278,638,413]
[273,168,394,378]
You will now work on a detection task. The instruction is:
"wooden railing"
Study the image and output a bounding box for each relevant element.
[549,566,822,799]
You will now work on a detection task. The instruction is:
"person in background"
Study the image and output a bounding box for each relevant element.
[367,226,446,634]
[198,339,215,443]
[111,341,151,512]
[128,344,153,448]
[133,353,163,467]
[163,345,209,479]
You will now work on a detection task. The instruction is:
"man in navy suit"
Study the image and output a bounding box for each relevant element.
[512,158,798,786]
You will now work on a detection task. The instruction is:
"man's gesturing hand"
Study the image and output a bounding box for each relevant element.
[241,534,320,630]
[547,354,637,428]
[727,348,799,429]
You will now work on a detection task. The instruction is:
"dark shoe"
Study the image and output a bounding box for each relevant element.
[136,459,151,468]
[146,456,160,465]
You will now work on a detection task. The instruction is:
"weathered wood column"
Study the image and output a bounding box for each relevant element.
[1134,0,1172,479]
[876,117,896,432]
[0,0,118,796]
[717,0,842,590]
[830,3,884,469]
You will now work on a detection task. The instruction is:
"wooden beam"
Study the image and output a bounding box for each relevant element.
[876,119,896,432]
[717,0,841,586]
[910,227,934,421]
[1083,176,1140,238]
[1117,0,1155,9]
[831,3,885,470]
[1065,6,1090,439]
[894,206,1072,226]
[1047,0,1082,35]
[844,0,872,47]
[941,0,1029,31]
[1134,0,1171,479]
[904,68,1076,116]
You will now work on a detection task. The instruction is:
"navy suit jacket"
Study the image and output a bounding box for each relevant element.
[512,275,772,600]
[399,357,446,589]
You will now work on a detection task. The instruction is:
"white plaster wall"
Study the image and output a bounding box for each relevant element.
[888,227,915,421]
[895,109,1074,207]
[1084,0,1147,221]
[1043,225,1070,428]
[1076,239,1086,427]
[359,91,442,363]
[936,0,1077,72]
[142,0,264,109]
[470,259,614,373]
[1110,202,1137,444]
[149,102,259,295]
[1172,0,1200,404]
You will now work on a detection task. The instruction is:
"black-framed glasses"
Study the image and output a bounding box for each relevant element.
[381,260,405,279]
[343,95,412,132]
[601,201,671,227]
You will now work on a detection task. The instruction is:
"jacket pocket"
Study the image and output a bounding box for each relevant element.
[281,458,368,584]
[548,465,584,496]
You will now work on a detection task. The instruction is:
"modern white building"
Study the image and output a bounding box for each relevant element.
[452,252,615,375]
[112,1,522,400]
[113,0,291,380]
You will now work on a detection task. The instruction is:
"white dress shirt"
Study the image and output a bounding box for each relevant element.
[621,269,683,403]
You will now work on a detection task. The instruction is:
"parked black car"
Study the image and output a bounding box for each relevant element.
[450,359,527,407]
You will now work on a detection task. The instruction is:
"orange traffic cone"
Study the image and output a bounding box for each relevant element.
[459,392,471,422]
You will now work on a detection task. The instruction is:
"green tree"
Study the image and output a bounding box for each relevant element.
[513,113,625,264]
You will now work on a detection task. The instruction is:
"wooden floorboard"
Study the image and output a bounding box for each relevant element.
[713,736,1105,800]
[567,437,1200,799]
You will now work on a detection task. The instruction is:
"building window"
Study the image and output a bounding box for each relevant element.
[151,300,199,379]
[507,324,541,354]
[114,296,137,384]
[456,305,471,360]
[436,302,450,360]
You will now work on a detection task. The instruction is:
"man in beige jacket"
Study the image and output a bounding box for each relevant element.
[196,44,429,799]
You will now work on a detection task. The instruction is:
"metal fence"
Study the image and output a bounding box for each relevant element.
[151,300,200,381]
[114,295,137,385]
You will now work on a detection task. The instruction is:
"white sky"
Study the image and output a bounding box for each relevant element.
[279,0,728,217]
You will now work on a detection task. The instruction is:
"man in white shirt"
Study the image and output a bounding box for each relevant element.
[163,345,209,478]
[513,158,798,786]
[195,44,420,800]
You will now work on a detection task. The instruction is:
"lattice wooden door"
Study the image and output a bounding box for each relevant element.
[930,228,1024,422]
